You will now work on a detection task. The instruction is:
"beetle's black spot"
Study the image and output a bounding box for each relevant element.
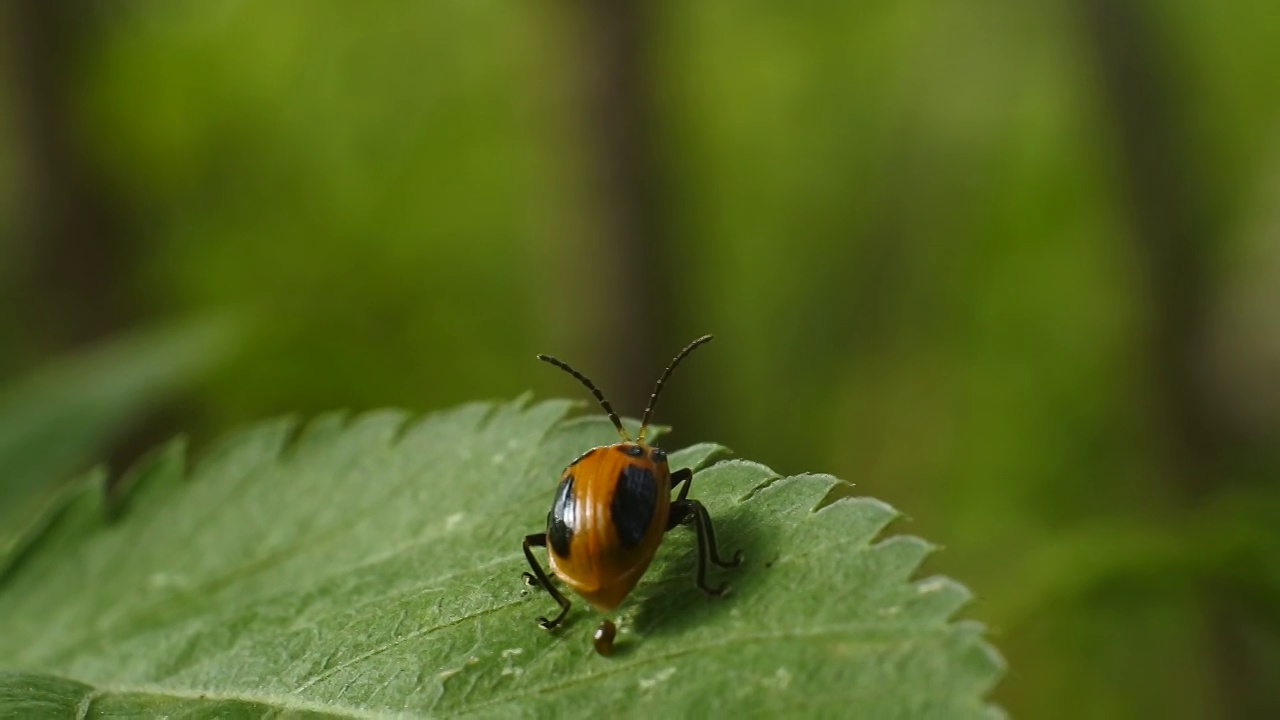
[651,447,667,463]
[549,475,576,557]
[612,465,657,549]
[620,444,644,457]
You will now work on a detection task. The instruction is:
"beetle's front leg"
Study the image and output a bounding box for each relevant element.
[522,533,571,629]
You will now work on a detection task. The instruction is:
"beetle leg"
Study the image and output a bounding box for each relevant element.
[670,499,744,596]
[667,498,744,567]
[669,467,693,502]
[522,533,571,629]
[665,499,691,531]
[688,498,744,569]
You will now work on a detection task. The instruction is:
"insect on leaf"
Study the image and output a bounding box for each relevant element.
[0,399,1004,717]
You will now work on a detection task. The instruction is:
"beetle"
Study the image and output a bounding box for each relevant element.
[521,334,742,655]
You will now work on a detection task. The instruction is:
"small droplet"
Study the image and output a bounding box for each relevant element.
[593,620,617,656]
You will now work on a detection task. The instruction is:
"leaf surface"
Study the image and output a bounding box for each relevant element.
[0,399,1003,717]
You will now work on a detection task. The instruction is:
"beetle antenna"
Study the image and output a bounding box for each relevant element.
[638,334,714,443]
[537,354,630,442]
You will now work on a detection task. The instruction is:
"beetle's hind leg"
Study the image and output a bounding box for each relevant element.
[668,500,743,596]
[522,533,571,629]
[667,500,743,568]
[670,467,694,502]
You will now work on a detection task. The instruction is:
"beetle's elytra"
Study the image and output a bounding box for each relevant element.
[522,334,742,656]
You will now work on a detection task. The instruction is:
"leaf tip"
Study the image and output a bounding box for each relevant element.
[104,436,189,522]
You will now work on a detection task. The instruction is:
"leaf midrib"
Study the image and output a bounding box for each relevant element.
[24,620,944,720]
[67,683,381,720]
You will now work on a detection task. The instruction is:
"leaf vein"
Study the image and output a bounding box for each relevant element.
[450,623,931,717]
[293,594,521,693]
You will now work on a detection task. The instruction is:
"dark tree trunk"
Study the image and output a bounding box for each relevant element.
[3,0,134,356]
[1077,0,1260,715]
[563,0,677,418]
[3,0,166,476]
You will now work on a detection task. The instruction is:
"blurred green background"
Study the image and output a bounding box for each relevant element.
[2,1,1278,717]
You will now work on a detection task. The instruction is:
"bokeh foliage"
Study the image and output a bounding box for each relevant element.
[2,0,1278,717]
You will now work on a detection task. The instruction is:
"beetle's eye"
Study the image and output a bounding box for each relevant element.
[622,445,644,457]
[652,448,667,463]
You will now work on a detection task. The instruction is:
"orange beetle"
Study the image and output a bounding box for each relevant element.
[522,335,742,655]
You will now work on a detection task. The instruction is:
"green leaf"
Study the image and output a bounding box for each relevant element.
[0,318,239,573]
[0,399,1004,717]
